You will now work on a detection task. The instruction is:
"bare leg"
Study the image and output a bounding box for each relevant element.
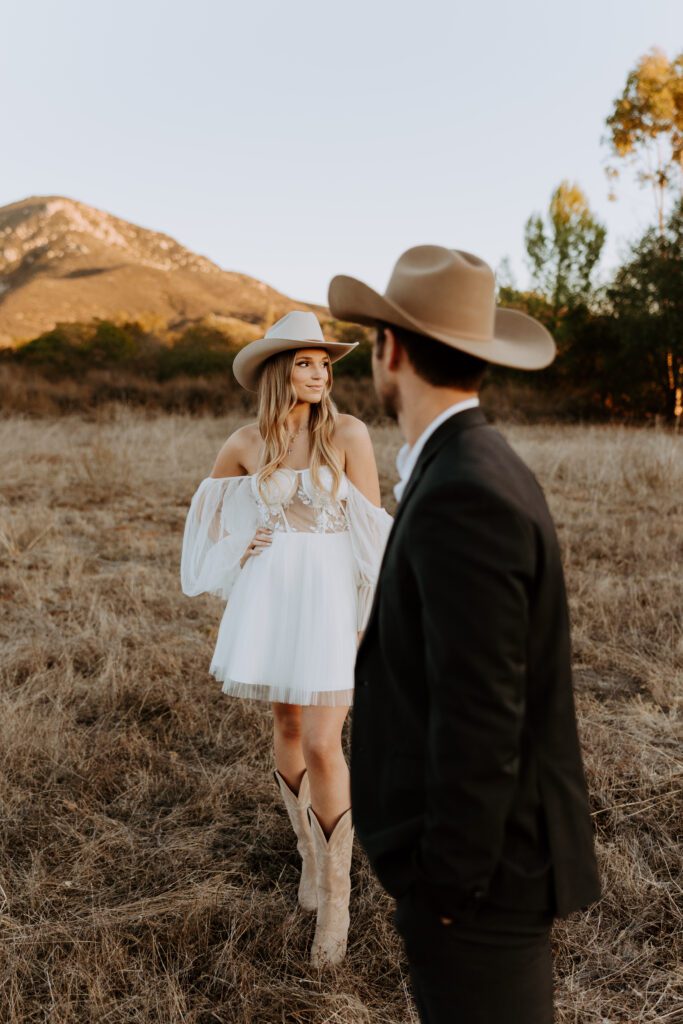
[272,702,306,793]
[301,704,351,838]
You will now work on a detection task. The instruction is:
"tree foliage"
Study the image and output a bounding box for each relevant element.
[604,47,683,231]
[524,181,606,321]
[606,198,683,420]
[156,325,236,380]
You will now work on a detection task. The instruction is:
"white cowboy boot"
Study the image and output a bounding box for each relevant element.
[273,768,318,912]
[307,804,354,967]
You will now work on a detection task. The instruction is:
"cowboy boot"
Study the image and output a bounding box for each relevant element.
[307,804,354,967]
[273,768,318,912]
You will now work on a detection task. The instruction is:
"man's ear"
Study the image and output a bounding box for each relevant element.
[384,326,402,371]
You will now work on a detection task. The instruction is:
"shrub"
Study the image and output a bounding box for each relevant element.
[87,321,143,366]
[157,326,236,380]
[13,325,90,375]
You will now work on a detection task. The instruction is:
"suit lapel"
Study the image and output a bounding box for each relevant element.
[358,407,487,648]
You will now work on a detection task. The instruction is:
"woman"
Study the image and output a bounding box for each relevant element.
[180,310,393,968]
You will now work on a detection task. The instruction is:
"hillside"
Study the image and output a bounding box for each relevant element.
[0,196,314,346]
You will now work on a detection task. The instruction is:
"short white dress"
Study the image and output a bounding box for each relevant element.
[180,464,393,706]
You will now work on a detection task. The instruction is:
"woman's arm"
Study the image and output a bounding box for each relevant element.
[180,423,263,600]
[208,423,272,564]
[210,423,257,478]
[180,476,256,600]
[336,414,381,506]
[336,415,390,641]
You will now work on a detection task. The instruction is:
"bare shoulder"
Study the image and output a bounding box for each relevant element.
[334,413,372,451]
[210,421,261,477]
[334,414,381,504]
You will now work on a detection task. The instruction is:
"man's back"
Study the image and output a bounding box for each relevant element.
[351,407,601,918]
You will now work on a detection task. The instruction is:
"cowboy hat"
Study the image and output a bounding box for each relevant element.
[232,311,359,392]
[328,245,555,371]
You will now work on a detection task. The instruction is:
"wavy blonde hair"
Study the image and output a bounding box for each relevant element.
[254,348,344,501]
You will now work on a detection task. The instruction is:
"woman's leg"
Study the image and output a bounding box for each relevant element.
[301,703,354,966]
[300,705,351,837]
[272,702,306,793]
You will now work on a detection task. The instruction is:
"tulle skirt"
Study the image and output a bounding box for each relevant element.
[209,529,358,706]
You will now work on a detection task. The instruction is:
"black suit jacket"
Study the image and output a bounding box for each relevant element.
[351,407,601,919]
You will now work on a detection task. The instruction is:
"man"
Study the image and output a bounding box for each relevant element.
[328,246,601,1023]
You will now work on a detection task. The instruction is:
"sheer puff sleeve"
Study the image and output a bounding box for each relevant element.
[345,478,394,631]
[180,476,258,602]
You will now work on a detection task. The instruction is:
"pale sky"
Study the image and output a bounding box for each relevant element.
[3,0,680,305]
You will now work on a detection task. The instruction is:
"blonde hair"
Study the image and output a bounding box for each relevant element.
[255,349,344,500]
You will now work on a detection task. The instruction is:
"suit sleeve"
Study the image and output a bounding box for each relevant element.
[407,481,536,916]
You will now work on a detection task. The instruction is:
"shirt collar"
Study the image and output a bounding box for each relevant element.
[393,397,480,502]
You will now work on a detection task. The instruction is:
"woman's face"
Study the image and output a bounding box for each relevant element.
[290,348,331,403]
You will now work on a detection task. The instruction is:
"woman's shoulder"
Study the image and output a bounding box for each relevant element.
[210,421,260,478]
[333,414,375,466]
[335,412,369,435]
[333,413,371,449]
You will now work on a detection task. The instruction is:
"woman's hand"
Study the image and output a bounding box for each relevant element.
[240,527,273,568]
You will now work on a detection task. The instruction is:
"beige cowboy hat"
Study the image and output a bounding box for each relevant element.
[328,245,555,370]
[232,310,359,391]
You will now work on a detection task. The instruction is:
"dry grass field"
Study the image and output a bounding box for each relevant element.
[0,406,681,1023]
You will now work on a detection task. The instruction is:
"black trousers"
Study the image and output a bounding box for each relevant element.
[392,887,554,1024]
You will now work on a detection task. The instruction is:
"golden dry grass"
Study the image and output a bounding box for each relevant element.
[0,407,681,1023]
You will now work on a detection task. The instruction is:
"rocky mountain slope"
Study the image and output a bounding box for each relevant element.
[0,196,311,346]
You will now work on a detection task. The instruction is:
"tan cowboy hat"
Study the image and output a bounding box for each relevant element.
[328,245,555,370]
[232,310,359,391]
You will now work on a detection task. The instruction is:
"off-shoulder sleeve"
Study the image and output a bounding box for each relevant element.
[345,478,394,630]
[180,476,258,601]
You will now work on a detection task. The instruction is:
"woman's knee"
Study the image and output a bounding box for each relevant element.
[272,702,302,741]
[301,732,345,770]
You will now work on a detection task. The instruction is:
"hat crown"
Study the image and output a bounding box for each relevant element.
[327,243,556,371]
[231,309,358,391]
[385,245,496,340]
[265,311,326,344]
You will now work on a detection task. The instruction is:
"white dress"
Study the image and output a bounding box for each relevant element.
[180,464,394,706]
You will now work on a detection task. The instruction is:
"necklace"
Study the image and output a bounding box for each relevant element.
[287,423,308,455]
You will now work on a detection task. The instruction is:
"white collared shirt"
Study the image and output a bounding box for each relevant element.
[393,397,480,502]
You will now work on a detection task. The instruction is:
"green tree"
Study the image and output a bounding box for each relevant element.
[495,256,517,291]
[158,325,235,379]
[13,323,90,375]
[524,181,606,324]
[86,320,141,366]
[604,47,683,232]
[607,198,683,423]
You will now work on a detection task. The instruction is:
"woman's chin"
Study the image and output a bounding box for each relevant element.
[299,392,324,404]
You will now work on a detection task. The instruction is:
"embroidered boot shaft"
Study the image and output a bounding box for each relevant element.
[273,768,318,912]
[307,805,355,967]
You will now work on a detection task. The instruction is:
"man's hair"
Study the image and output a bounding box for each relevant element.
[375,323,488,390]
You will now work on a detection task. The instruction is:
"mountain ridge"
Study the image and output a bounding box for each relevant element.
[0,195,316,346]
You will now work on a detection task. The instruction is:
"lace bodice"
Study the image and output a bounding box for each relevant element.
[251,465,349,534]
[180,464,394,629]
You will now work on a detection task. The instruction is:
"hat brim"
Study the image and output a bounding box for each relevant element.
[328,275,556,371]
[232,335,359,392]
